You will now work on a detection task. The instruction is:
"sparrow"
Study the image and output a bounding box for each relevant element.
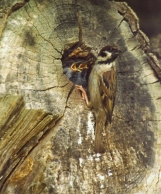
[62,42,96,98]
[76,46,121,153]
[63,60,89,87]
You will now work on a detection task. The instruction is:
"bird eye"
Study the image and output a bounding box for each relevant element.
[108,47,113,52]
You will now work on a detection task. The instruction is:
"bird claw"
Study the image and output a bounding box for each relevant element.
[75,85,84,99]
[75,85,89,105]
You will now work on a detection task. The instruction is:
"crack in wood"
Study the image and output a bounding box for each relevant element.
[8,0,30,17]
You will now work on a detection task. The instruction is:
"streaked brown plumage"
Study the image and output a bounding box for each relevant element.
[62,43,120,153]
[77,46,120,153]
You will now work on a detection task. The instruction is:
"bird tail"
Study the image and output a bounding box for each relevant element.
[94,109,106,153]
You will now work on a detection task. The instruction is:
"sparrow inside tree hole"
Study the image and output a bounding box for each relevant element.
[62,42,121,153]
[62,42,96,92]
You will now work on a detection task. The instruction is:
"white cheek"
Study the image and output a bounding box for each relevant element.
[106,52,112,59]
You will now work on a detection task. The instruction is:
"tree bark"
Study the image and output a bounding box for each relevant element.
[0,0,161,193]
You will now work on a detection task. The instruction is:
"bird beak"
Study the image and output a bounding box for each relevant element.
[71,63,81,72]
[115,50,121,55]
[78,63,89,70]
[112,50,121,58]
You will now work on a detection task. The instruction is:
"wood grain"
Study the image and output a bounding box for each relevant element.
[0,0,161,193]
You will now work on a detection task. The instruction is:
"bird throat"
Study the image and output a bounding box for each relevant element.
[98,57,116,64]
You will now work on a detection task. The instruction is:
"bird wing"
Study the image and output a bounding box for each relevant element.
[100,66,116,123]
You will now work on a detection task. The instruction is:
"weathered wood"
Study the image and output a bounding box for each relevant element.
[0,95,61,193]
[0,0,161,193]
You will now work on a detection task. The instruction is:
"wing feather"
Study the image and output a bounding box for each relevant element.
[100,66,116,123]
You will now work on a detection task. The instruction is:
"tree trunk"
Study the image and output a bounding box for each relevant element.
[0,0,161,193]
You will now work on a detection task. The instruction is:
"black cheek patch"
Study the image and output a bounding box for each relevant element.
[99,51,107,57]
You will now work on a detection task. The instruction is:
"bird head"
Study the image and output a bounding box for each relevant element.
[97,46,121,64]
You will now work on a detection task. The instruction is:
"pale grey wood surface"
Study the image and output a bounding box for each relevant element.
[0,1,161,193]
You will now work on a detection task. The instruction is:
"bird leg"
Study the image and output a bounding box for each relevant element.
[75,85,89,105]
